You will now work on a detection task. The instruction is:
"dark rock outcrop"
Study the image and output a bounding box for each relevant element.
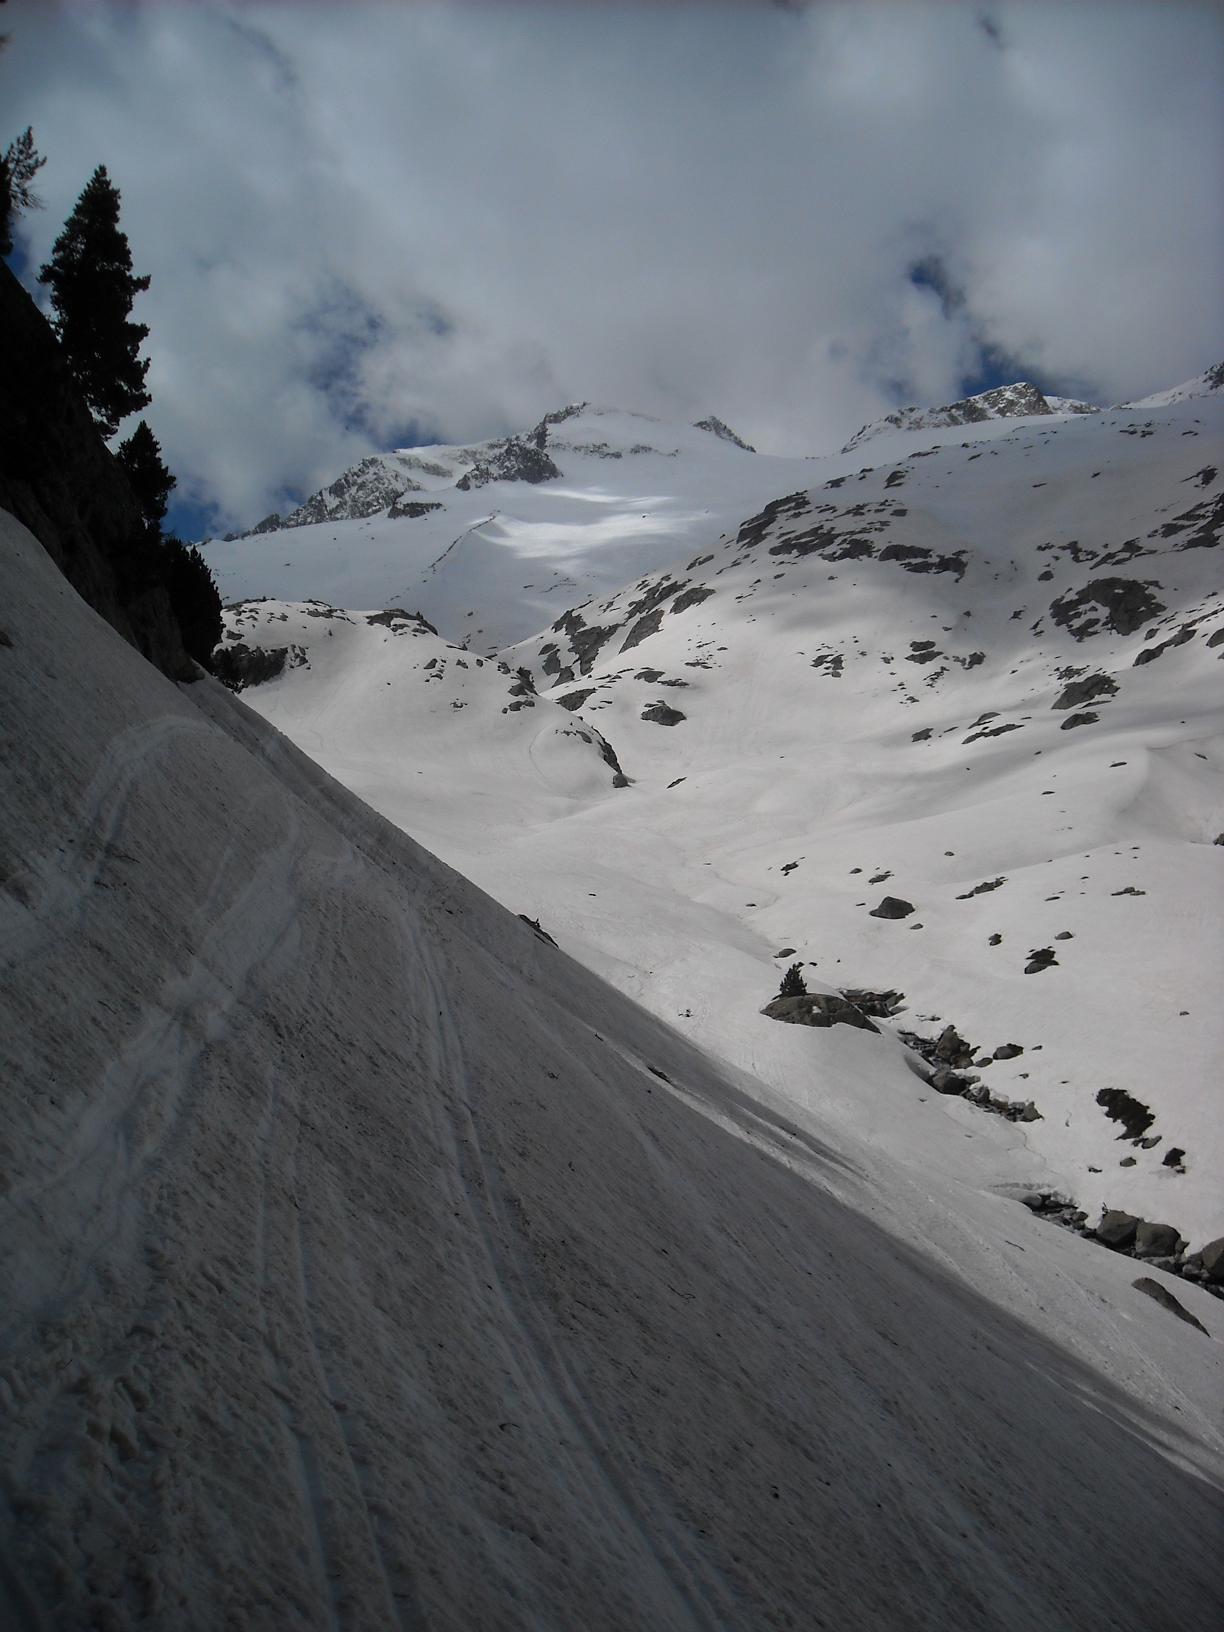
[212,641,306,692]
[761,994,879,1033]
[456,439,560,490]
[641,702,686,727]
[1096,1087,1154,1139]
[0,263,193,679]
[1051,672,1117,710]
[1048,577,1165,639]
[1200,1237,1224,1282]
[693,416,755,452]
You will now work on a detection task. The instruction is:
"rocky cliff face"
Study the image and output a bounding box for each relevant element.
[247,453,434,534]
[0,264,193,679]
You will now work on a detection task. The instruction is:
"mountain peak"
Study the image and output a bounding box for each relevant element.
[841,380,1095,453]
[692,415,756,452]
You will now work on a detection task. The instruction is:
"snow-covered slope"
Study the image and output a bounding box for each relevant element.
[1122,359,1224,409]
[5,485,1224,1627]
[219,390,1224,1255]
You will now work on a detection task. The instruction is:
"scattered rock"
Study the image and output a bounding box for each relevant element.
[993,1043,1024,1060]
[1051,672,1117,710]
[1096,1087,1154,1139]
[517,915,557,947]
[1201,1238,1224,1282]
[1059,711,1099,730]
[1096,1210,1141,1249]
[869,896,915,920]
[840,987,905,1017]
[641,701,686,727]
[1163,1146,1186,1170]
[1134,1222,1182,1258]
[956,877,1005,900]
[1024,947,1058,974]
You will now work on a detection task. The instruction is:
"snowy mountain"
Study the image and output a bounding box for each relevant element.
[204,405,798,651]
[1121,359,1224,409]
[841,380,1099,452]
[215,385,1224,1260]
[5,470,1224,1632]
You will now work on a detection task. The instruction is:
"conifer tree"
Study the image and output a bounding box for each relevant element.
[162,538,223,668]
[117,419,176,532]
[38,165,151,437]
[0,126,46,257]
[778,962,808,998]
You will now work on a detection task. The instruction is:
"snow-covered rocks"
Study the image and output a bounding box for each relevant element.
[841,379,1096,452]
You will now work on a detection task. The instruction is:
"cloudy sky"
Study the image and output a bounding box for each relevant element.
[3,0,1222,536]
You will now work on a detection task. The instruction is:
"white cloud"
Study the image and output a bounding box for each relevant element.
[3,0,1221,529]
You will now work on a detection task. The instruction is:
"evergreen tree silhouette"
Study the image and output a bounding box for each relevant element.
[38,165,151,437]
[778,962,807,998]
[117,420,176,532]
[0,126,46,257]
[163,539,223,667]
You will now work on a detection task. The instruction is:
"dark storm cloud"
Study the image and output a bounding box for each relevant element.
[3,0,1220,529]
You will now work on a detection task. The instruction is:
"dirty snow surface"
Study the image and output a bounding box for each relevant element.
[3,380,1224,1627]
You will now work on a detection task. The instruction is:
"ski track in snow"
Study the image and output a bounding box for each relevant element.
[402,901,735,1630]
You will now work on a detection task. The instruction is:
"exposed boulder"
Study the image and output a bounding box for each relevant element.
[869,896,915,920]
[1200,1237,1224,1282]
[1095,1210,1141,1249]
[1096,1087,1154,1139]
[761,995,879,1034]
[641,701,686,727]
[1134,1222,1182,1259]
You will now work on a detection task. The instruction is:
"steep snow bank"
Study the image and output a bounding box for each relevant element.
[2,511,1222,1630]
